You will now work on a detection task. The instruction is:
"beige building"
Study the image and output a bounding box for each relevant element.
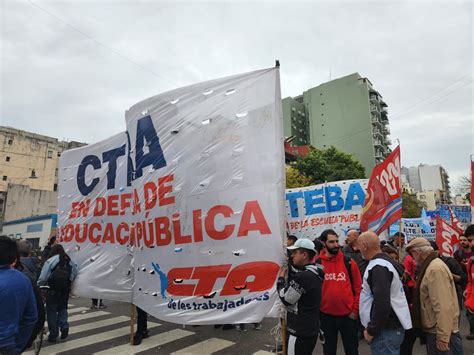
[416,190,443,211]
[0,126,86,220]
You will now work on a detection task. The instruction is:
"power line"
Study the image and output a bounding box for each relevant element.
[26,0,180,87]
[391,72,473,119]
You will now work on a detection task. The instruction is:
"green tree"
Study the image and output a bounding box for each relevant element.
[286,166,312,188]
[402,192,425,218]
[458,175,472,203]
[293,146,366,185]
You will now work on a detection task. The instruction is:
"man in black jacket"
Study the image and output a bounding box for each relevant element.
[277,238,323,355]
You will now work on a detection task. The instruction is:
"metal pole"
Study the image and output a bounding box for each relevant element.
[281,318,287,355]
[130,304,136,344]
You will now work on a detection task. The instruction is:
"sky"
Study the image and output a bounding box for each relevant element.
[1,0,473,192]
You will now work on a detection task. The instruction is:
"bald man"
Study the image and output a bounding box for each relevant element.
[343,230,367,275]
[358,232,412,355]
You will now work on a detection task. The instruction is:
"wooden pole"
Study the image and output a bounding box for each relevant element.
[129,304,136,344]
[281,317,287,355]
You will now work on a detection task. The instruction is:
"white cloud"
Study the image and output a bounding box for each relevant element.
[1,0,472,184]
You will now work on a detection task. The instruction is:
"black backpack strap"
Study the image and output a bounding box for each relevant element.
[343,255,355,296]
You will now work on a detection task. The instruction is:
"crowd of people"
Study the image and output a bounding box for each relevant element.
[2,224,474,355]
[279,225,474,355]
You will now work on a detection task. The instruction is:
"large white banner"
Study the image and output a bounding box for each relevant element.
[58,67,286,324]
[286,179,368,241]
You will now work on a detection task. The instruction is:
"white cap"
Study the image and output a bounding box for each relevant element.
[287,238,316,252]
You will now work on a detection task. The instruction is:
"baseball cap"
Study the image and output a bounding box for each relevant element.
[287,238,316,252]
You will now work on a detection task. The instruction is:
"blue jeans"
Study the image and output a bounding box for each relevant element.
[370,328,405,355]
[46,293,69,340]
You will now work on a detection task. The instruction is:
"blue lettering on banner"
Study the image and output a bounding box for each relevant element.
[102,145,126,190]
[286,182,366,218]
[76,116,167,196]
[305,188,325,215]
[77,155,101,196]
[286,192,303,218]
[134,115,167,179]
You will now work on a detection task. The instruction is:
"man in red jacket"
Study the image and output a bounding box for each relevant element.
[319,229,362,355]
[464,225,474,340]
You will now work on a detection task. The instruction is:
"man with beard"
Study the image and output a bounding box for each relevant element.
[319,229,362,355]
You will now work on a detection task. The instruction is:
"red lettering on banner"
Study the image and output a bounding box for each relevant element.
[102,223,115,244]
[205,205,235,240]
[166,261,279,297]
[116,222,129,245]
[192,265,231,296]
[144,181,158,210]
[93,197,106,216]
[69,199,90,219]
[173,213,192,244]
[120,193,132,215]
[62,200,272,247]
[132,190,141,215]
[89,223,101,243]
[237,201,271,237]
[193,209,203,243]
[107,195,119,216]
[155,217,171,246]
[158,174,175,206]
[167,267,194,296]
[221,261,279,296]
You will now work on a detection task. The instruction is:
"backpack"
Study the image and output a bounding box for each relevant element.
[48,259,72,292]
[343,255,355,296]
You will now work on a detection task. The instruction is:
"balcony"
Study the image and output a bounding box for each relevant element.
[373,139,383,147]
[372,128,383,137]
[375,150,384,159]
[382,126,390,135]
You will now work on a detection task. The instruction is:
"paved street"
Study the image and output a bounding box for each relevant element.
[27,297,474,355]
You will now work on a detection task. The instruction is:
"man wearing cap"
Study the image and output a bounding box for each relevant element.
[406,237,460,354]
[277,238,324,355]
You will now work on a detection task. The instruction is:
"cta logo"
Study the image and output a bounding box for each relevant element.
[167,261,279,297]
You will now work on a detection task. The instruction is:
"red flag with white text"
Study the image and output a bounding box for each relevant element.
[360,146,402,234]
[436,215,460,257]
[447,206,464,235]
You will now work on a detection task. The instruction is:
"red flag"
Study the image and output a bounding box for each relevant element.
[360,146,402,234]
[436,215,460,257]
[447,206,464,235]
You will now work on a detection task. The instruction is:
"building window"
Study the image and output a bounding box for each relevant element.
[47,150,53,158]
[26,223,43,233]
[2,176,6,181]
[53,183,58,191]
[55,168,58,177]
[57,152,61,157]
[5,156,10,162]
[7,139,13,145]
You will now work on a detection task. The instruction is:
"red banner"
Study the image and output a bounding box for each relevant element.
[447,206,464,235]
[360,146,402,234]
[436,215,460,257]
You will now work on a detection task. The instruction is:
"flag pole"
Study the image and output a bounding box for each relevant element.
[396,140,404,244]
[130,304,136,344]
